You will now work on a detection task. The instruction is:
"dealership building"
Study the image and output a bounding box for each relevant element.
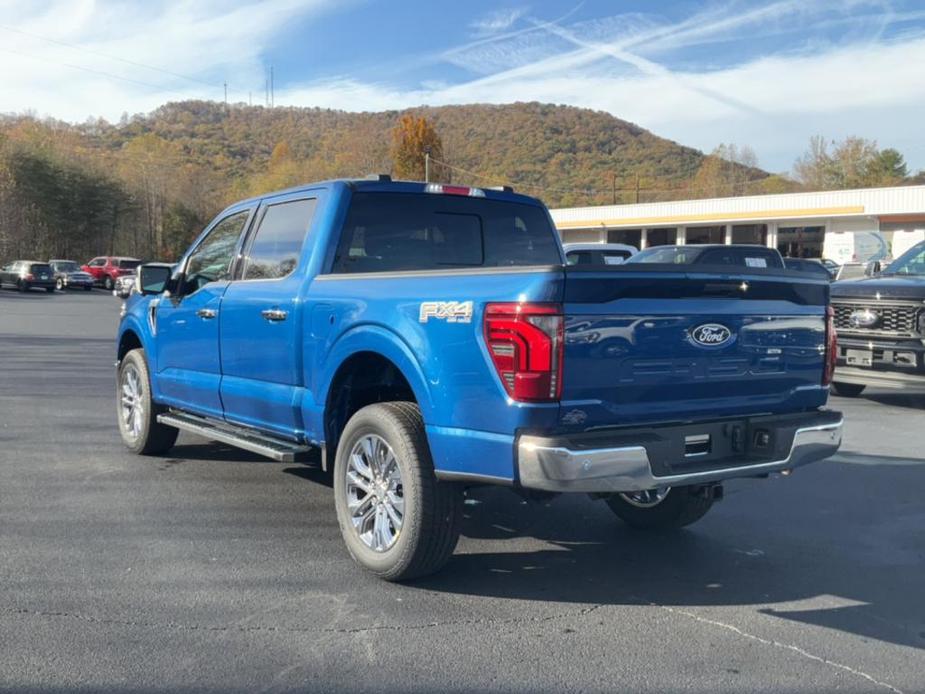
[549,184,925,264]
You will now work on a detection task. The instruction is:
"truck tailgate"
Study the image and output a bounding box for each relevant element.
[560,266,830,428]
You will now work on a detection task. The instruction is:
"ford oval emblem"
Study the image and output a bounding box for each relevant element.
[690,323,733,347]
[849,309,879,328]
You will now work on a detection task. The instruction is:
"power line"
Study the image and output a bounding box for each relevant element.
[0,23,221,91]
[0,46,196,100]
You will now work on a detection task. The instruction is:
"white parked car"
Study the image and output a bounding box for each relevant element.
[562,242,638,266]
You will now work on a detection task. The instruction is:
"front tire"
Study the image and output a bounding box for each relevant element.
[117,348,178,455]
[17,280,26,292]
[606,485,715,530]
[832,382,866,397]
[334,402,462,581]
[104,275,114,291]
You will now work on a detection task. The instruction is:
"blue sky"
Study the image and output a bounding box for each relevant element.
[3,0,925,173]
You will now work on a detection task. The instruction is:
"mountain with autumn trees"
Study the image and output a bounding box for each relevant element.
[0,100,783,262]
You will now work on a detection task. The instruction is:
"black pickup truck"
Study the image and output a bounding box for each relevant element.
[830,240,925,395]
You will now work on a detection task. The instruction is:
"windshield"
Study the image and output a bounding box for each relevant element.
[54,261,79,272]
[118,259,142,269]
[882,242,925,276]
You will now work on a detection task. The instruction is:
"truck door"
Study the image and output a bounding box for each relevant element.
[154,209,253,418]
[219,194,319,439]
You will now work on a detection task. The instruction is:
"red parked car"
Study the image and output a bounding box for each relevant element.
[81,256,142,290]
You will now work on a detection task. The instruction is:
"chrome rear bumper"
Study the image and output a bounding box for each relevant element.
[517,413,843,493]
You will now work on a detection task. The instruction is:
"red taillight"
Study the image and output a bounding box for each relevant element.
[24,273,34,281]
[484,302,563,402]
[823,305,837,386]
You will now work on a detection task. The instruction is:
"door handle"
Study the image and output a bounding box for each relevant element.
[261,308,288,322]
[196,308,217,320]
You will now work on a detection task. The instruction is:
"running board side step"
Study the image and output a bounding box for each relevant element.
[157,411,313,462]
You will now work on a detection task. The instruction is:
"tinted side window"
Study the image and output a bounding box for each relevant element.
[243,199,317,280]
[89,258,105,267]
[332,193,560,273]
[183,210,249,294]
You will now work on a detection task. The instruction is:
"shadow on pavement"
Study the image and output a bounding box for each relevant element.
[407,465,925,651]
[155,438,925,651]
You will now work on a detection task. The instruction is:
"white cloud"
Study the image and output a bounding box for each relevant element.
[2,1,925,171]
[0,0,343,119]
[469,7,528,37]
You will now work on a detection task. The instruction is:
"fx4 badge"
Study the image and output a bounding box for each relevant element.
[419,301,473,324]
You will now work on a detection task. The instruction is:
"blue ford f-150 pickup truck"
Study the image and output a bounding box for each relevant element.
[116,177,843,580]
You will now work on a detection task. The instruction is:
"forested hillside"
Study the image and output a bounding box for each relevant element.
[1,100,780,262]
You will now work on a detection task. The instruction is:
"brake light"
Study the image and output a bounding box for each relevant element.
[484,303,564,402]
[24,273,34,281]
[823,305,837,386]
[424,183,485,197]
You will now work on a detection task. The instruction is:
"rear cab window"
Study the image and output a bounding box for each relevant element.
[601,251,631,265]
[697,247,784,269]
[331,192,561,273]
[566,251,596,265]
[30,263,52,274]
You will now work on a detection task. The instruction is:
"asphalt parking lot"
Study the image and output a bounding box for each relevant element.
[1,289,924,693]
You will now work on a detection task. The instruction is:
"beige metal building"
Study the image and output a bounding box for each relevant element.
[550,185,925,264]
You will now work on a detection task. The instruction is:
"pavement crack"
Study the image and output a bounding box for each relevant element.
[651,603,904,694]
[5,603,603,637]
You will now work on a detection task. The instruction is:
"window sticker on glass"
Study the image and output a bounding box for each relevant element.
[603,255,625,265]
[745,257,768,268]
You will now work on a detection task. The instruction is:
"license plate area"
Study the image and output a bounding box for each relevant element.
[648,418,787,476]
[846,349,873,367]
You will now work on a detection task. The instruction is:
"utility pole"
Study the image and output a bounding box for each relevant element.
[612,173,617,205]
[634,173,640,204]
[265,70,269,107]
[223,81,227,111]
[270,65,274,108]
[424,147,431,183]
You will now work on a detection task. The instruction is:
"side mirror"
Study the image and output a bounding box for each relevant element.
[137,264,172,295]
[864,260,881,277]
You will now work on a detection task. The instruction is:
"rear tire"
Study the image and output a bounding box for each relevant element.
[334,402,462,581]
[606,485,715,530]
[832,382,866,397]
[117,348,178,455]
[56,278,64,290]
[104,275,114,291]
[17,280,26,292]
[84,285,93,291]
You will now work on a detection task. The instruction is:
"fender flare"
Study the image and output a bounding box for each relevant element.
[316,323,435,423]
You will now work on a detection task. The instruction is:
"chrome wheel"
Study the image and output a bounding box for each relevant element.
[345,434,404,552]
[120,364,144,441]
[618,487,671,508]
